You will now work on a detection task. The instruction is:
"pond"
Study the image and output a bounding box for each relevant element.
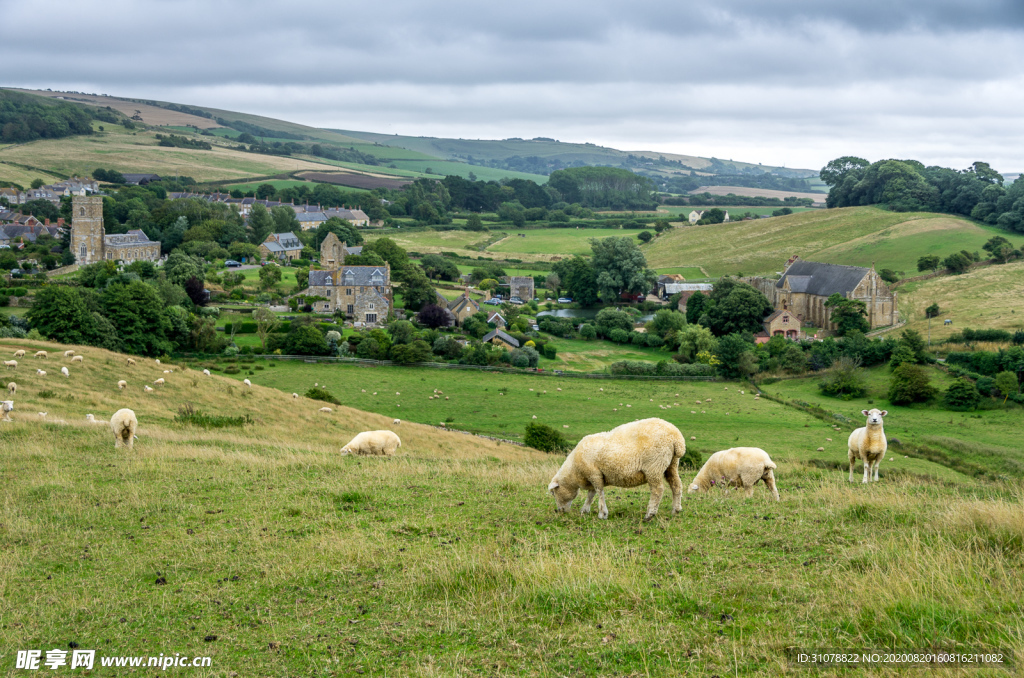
[536,309,654,322]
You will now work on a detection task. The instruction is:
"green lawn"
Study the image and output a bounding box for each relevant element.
[487,229,647,257]
[385,159,548,183]
[233,266,298,293]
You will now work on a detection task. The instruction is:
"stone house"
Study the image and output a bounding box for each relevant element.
[483,329,520,349]
[306,265,392,326]
[318,232,363,267]
[0,227,9,247]
[487,311,506,330]
[755,310,803,344]
[687,210,704,224]
[448,294,480,326]
[259,232,303,262]
[745,257,898,333]
[0,187,25,204]
[508,276,535,301]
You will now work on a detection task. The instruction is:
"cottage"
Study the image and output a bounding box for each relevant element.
[508,276,535,301]
[307,265,392,326]
[448,294,480,326]
[483,329,520,349]
[755,309,803,344]
[487,311,507,330]
[259,232,303,262]
[687,210,704,224]
[121,173,161,186]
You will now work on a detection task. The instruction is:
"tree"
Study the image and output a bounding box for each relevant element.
[545,272,560,296]
[994,371,1019,400]
[944,377,980,410]
[685,291,708,325]
[675,324,717,362]
[164,250,204,285]
[589,236,657,303]
[465,214,485,231]
[697,208,726,224]
[888,363,937,404]
[252,306,280,352]
[247,203,274,245]
[101,280,172,356]
[646,308,686,338]
[942,251,973,274]
[284,324,330,355]
[983,236,1015,263]
[704,283,773,336]
[184,276,207,306]
[420,254,460,281]
[271,205,300,233]
[364,237,412,281]
[824,293,869,336]
[578,323,597,340]
[258,264,282,290]
[716,333,757,378]
[551,256,599,307]
[418,304,451,329]
[878,268,899,284]
[26,286,97,344]
[925,303,940,319]
[595,307,634,336]
[229,242,260,262]
[524,422,569,453]
[818,356,867,398]
[389,319,416,345]
[637,230,653,243]
[30,178,45,189]
[820,156,870,188]
[917,255,941,273]
[401,269,437,312]
[390,339,432,364]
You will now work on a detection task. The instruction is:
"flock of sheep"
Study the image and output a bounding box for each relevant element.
[2,344,891,520]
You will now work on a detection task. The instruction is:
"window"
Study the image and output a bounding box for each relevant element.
[79,244,86,259]
[347,305,354,314]
[365,313,377,324]
[346,288,353,296]
[368,302,374,310]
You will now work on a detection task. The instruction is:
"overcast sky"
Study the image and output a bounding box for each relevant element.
[3,0,1023,173]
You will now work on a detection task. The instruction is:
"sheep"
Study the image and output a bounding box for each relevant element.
[38,412,47,418]
[126,358,136,366]
[34,351,47,359]
[61,367,69,378]
[341,430,401,456]
[292,393,299,398]
[6,382,15,395]
[548,418,686,521]
[64,350,75,358]
[155,359,160,365]
[688,447,779,501]
[110,408,138,450]
[203,369,211,376]
[243,379,251,388]
[4,360,17,371]
[393,418,401,425]
[144,385,154,393]
[1,400,13,421]
[318,407,332,413]
[85,414,107,425]
[163,370,170,374]
[154,378,165,386]
[849,409,888,484]
[13,350,25,358]
[117,380,127,390]
[71,355,83,363]
[36,369,46,377]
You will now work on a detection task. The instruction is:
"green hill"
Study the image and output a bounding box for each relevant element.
[643,206,1016,277]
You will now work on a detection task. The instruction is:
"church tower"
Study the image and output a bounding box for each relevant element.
[71,195,105,264]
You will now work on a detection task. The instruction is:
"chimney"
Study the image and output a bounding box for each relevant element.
[57,218,64,227]
[45,218,50,226]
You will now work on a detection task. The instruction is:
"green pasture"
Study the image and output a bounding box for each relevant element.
[652,266,709,279]
[487,229,647,257]
[656,205,816,218]
[386,159,548,183]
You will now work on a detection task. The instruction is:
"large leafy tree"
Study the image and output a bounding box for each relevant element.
[400,268,437,312]
[589,237,657,303]
[364,237,412,281]
[164,250,204,285]
[703,280,773,336]
[247,203,274,245]
[101,280,172,356]
[824,293,869,336]
[26,286,98,344]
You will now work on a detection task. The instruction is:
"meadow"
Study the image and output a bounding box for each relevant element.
[487,229,647,257]
[386,159,549,183]
[656,205,816,218]
[643,207,1012,277]
[1,338,1022,675]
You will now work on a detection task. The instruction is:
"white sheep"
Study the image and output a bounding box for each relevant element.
[292,393,298,398]
[548,418,686,521]
[341,430,401,456]
[393,418,401,425]
[163,370,170,373]
[154,378,165,385]
[849,409,888,483]
[34,351,47,359]
[71,355,83,363]
[203,369,211,376]
[1,400,13,421]
[117,380,127,390]
[13,350,25,358]
[4,360,17,371]
[6,382,15,395]
[110,408,138,450]
[243,379,251,387]
[144,385,154,393]
[64,350,75,358]
[126,358,136,366]
[36,369,46,377]
[61,367,69,378]
[154,359,160,365]
[688,447,779,501]
[85,413,107,425]
[319,407,332,413]
[38,412,47,418]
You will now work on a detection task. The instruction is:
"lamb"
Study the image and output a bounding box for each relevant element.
[85,413,107,425]
[341,430,401,456]
[393,418,401,425]
[144,385,154,393]
[548,418,686,521]
[1,400,13,421]
[154,378,165,385]
[688,447,779,501]
[71,355,83,363]
[126,358,136,366]
[155,359,160,365]
[849,408,888,483]
[203,369,211,376]
[4,360,17,370]
[243,379,251,387]
[117,380,127,390]
[6,382,15,395]
[64,350,75,358]
[292,393,298,398]
[110,408,138,450]
[61,367,69,378]
[36,370,46,377]
[34,351,47,359]
[13,350,25,358]
[318,407,332,413]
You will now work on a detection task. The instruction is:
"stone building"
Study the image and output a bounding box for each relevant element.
[434,292,480,326]
[71,195,160,265]
[318,232,363,267]
[305,232,391,326]
[259,232,303,262]
[483,329,520,349]
[745,257,898,334]
[508,276,535,301]
[755,309,803,344]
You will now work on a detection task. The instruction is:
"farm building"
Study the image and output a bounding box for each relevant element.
[483,329,520,349]
[508,276,535,301]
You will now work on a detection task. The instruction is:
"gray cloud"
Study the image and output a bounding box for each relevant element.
[3,0,1023,171]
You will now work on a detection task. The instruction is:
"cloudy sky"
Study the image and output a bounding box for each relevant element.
[4,0,1023,172]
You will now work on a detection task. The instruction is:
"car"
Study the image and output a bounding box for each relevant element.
[557,297,573,304]
[225,260,241,268]
[509,297,524,305]
[484,298,501,306]
[531,324,539,331]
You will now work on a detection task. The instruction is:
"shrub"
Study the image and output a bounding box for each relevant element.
[174,403,253,428]
[818,357,867,399]
[944,378,981,411]
[542,344,557,360]
[887,363,937,404]
[524,422,570,453]
[305,386,341,405]
[679,446,703,470]
[578,323,596,340]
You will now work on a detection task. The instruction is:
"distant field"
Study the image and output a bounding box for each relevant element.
[297,171,411,190]
[386,159,548,183]
[643,206,1010,278]
[0,159,64,186]
[221,178,368,193]
[691,185,827,202]
[898,261,1024,341]
[652,266,708,279]
[657,205,816,217]
[365,229,486,254]
[487,229,646,258]
[10,89,223,128]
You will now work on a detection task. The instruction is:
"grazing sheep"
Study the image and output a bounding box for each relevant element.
[163,370,170,373]
[688,447,779,501]
[64,350,75,358]
[85,414,106,425]
[318,407,332,413]
[126,358,136,366]
[61,367,69,378]
[154,378,165,385]
[203,369,211,376]
[13,350,25,358]
[71,355,83,363]
[34,351,47,359]
[110,408,138,450]
[393,418,401,425]
[4,360,17,370]
[38,412,47,418]
[341,430,401,456]
[548,418,686,521]
[849,409,888,484]
[1,400,13,421]
[117,380,127,390]
[7,382,15,395]
[243,379,251,387]
[155,359,160,365]
[144,385,154,393]
[292,393,298,398]
[36,370,46,377]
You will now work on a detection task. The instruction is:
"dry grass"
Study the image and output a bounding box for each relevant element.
[689,185,827,202]
[9,89,223,128]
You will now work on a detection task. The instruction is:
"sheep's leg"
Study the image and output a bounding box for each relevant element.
[581,489,596,514]
[872,458,880,482]
[664,462,683,514]
[848,451,855,482]
[644,476,664,521]
[862,457,870,484]
[764,469,780,501]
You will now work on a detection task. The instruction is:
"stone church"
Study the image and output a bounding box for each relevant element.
[305,232,391,326]
[745,257,898,334]
[71,195,161,265]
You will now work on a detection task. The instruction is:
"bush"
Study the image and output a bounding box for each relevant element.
[524,422,570,453]
[305,386,341,405]
[944,378,980,411]
[679,446,703,470]
[0,295,8,308]
[542,344,557,360]
[887,363,937,404]
[8,287,27,297]
[174,403,253,428]
[818,357,867,399]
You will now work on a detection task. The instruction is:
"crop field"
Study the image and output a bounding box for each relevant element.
[643,206,1009,278]
[366,229,489,255]
[690,185,828,202]
[220,179,350,193]
[898,261,1024,341]
[2,338,1023,675]
[386,159,549,183]
[296,171,411,191]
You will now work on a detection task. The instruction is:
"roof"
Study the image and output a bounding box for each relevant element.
[122,173,161,184]
[296,212,326,222]
[777,260,870,297]
[664,283,713,294]
[263,232,301,252]
[449,295,479,314]
[338,267,389,286]
[482,329,520,348]
[509,276,534,287]
[487,312,505,324]
[764,310,786,322]
[346,246,363,255]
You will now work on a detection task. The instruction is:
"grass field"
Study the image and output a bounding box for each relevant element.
[386,160,549,183]
[643,207,1014,278]
[690,186,827,202]
[487,229,647,258]
[652,266,709,279]
[656,205,816,218]
[898,261,1024,341]
[2,338,1023,675]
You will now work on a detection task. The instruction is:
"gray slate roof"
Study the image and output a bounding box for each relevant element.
[309,267,388,286]
[777,260,869,297]
[482,329,520,348]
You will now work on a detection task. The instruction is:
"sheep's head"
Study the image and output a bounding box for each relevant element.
[862,408,888,426]
[548,478,578,512]
[687,482,700,494]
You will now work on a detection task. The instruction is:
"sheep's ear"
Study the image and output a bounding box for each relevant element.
[880,410,888,417]
[861,410,870,416]
[548,480,559,492]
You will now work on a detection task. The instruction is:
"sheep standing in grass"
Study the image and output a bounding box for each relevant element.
[61,367,69,378]
[118,380,127,390]
[203,369,211,376]
[548,417,686,521]
[34,351,47,359]
[13,350,25,358]
[6,382,15,395]
[1,400,13,421]
[688,447,779,501]
[71,355,83,364]
[4,360,17,371]
[243,379,251,388]
[126,358,136,366]
[64,350,75,358]
[341,430,401,456]
[85,414,107,425]
[849,408,888,483]
[292,393,298,398]
[36,370,45,377]
[110,408,138,450]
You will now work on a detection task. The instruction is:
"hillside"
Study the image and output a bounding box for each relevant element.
[642,206,1016,277]
[3,337,1023,675]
